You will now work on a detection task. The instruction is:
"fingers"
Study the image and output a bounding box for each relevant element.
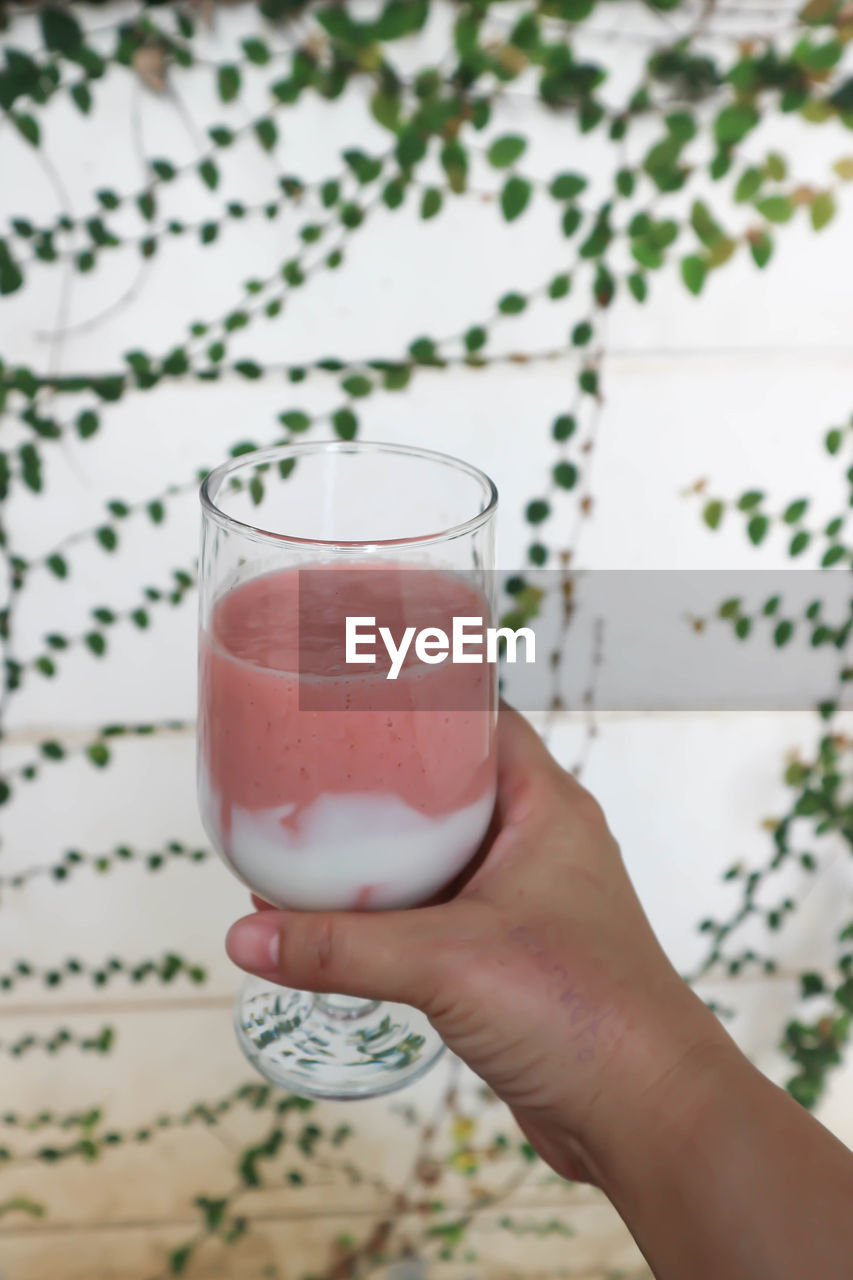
[494,701,566,822]
[497,701,601,814]
[225,904,447,1009]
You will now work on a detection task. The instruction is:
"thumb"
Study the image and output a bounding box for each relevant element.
[225,905,445,1009]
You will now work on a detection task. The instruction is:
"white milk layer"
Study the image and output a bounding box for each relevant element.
[200,776,496,910]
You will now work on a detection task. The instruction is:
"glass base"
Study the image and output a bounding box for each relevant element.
[234,975,445,1100]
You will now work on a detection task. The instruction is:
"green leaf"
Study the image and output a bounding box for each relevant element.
[255,118,278,152]
[464,327,487,353]
[714,104,759,147]
[332,408,357,440]
[375,0,428,39]
[13,112,40,147]
[147,500,165,524]
[579,368,599,396]
[826,428,844,454]
[681,255,706,296]
[500,177,531,222]
[749,231,773,268]
[525,499,550,525]
[552,415,576,441]
[440,139,467,193]
[616,168,635,198]
[409,336,439,364]
[498,292,526,315]
[553,461,578,490]
[279,410,311,433]
[198,159,219,191]
[548,273,571,300]
[382,179,405,210]
[242,37,270,65]
[690,201,722,248]
[789,530,811,557]
[734,167,763,203]
[737,490,764,511]
[169,1243,194,1276]
[774,619,794,647]
[85,632,106,657]
[747,514,769,545]
[217,65,240,103]
[162,348,189,377]
[580,215,612,259]
[370,88,400,132]
[382,364,410,391]
[487,135,526,168]
[96,527,117,552]
[757,196,794,224]
[70,82,92,115]
[40,5,83,52]
[561,206,582,238]
[627,272,647,303]
[137,191,156,222]
[631,241,663,270]
[550,173,587,200]
[784,499,808,524]
[249,474,264,506]
[0,239,23,296]
[340,203,363,229]
[764,152,787,182]
[703,500,724,530]
[76,410,99,439]
[47,554,68,579]
[810,192,836,231]
[822,545,846,567]
[19,443,42,492]
[420,187,442,220]
[341,374,372,398]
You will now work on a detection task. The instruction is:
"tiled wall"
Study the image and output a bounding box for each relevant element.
[2,3,851,1276]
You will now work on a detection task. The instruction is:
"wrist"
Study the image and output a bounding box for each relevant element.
[577,975,745,1184]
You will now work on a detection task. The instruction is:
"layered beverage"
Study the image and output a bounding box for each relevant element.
[198,564,496,911]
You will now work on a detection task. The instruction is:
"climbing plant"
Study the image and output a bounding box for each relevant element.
[2,0,853,1274]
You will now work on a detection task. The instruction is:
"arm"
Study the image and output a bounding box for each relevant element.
[225,704,853,1279]
[593,1026,853,1280]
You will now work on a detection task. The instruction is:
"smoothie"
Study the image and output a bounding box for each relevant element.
[198,564,496,910]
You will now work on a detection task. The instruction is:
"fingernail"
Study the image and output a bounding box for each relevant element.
[226,915,281,974]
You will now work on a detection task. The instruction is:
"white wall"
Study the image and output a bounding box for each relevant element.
[1,3,852,1275]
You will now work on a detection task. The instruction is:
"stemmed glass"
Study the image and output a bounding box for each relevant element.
[197,440,498,1099]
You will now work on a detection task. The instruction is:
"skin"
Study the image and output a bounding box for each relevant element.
[226,704,853,1279]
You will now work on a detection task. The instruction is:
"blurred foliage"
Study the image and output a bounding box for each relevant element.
[2,0,853,1274]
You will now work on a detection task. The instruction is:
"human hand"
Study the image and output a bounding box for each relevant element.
[225,703,733,1185]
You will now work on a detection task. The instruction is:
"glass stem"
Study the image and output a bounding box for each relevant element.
[313,993,380,1021]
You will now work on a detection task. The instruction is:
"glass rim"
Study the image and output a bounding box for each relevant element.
[199,439,499,550]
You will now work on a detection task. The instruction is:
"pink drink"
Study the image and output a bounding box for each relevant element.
[198,565,497,910]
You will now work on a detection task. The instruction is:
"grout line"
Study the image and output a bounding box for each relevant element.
[0,1193,612,1239]
[0,993,236,1018]
[0,970,808,1022]
[1,706,839,747]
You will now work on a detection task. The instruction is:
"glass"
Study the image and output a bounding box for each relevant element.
[197,440,498,1099]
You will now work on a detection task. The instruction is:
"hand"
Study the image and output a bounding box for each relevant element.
[225,703,732,1185]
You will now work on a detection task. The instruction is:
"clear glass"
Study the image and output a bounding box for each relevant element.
[197,440,498,1099]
